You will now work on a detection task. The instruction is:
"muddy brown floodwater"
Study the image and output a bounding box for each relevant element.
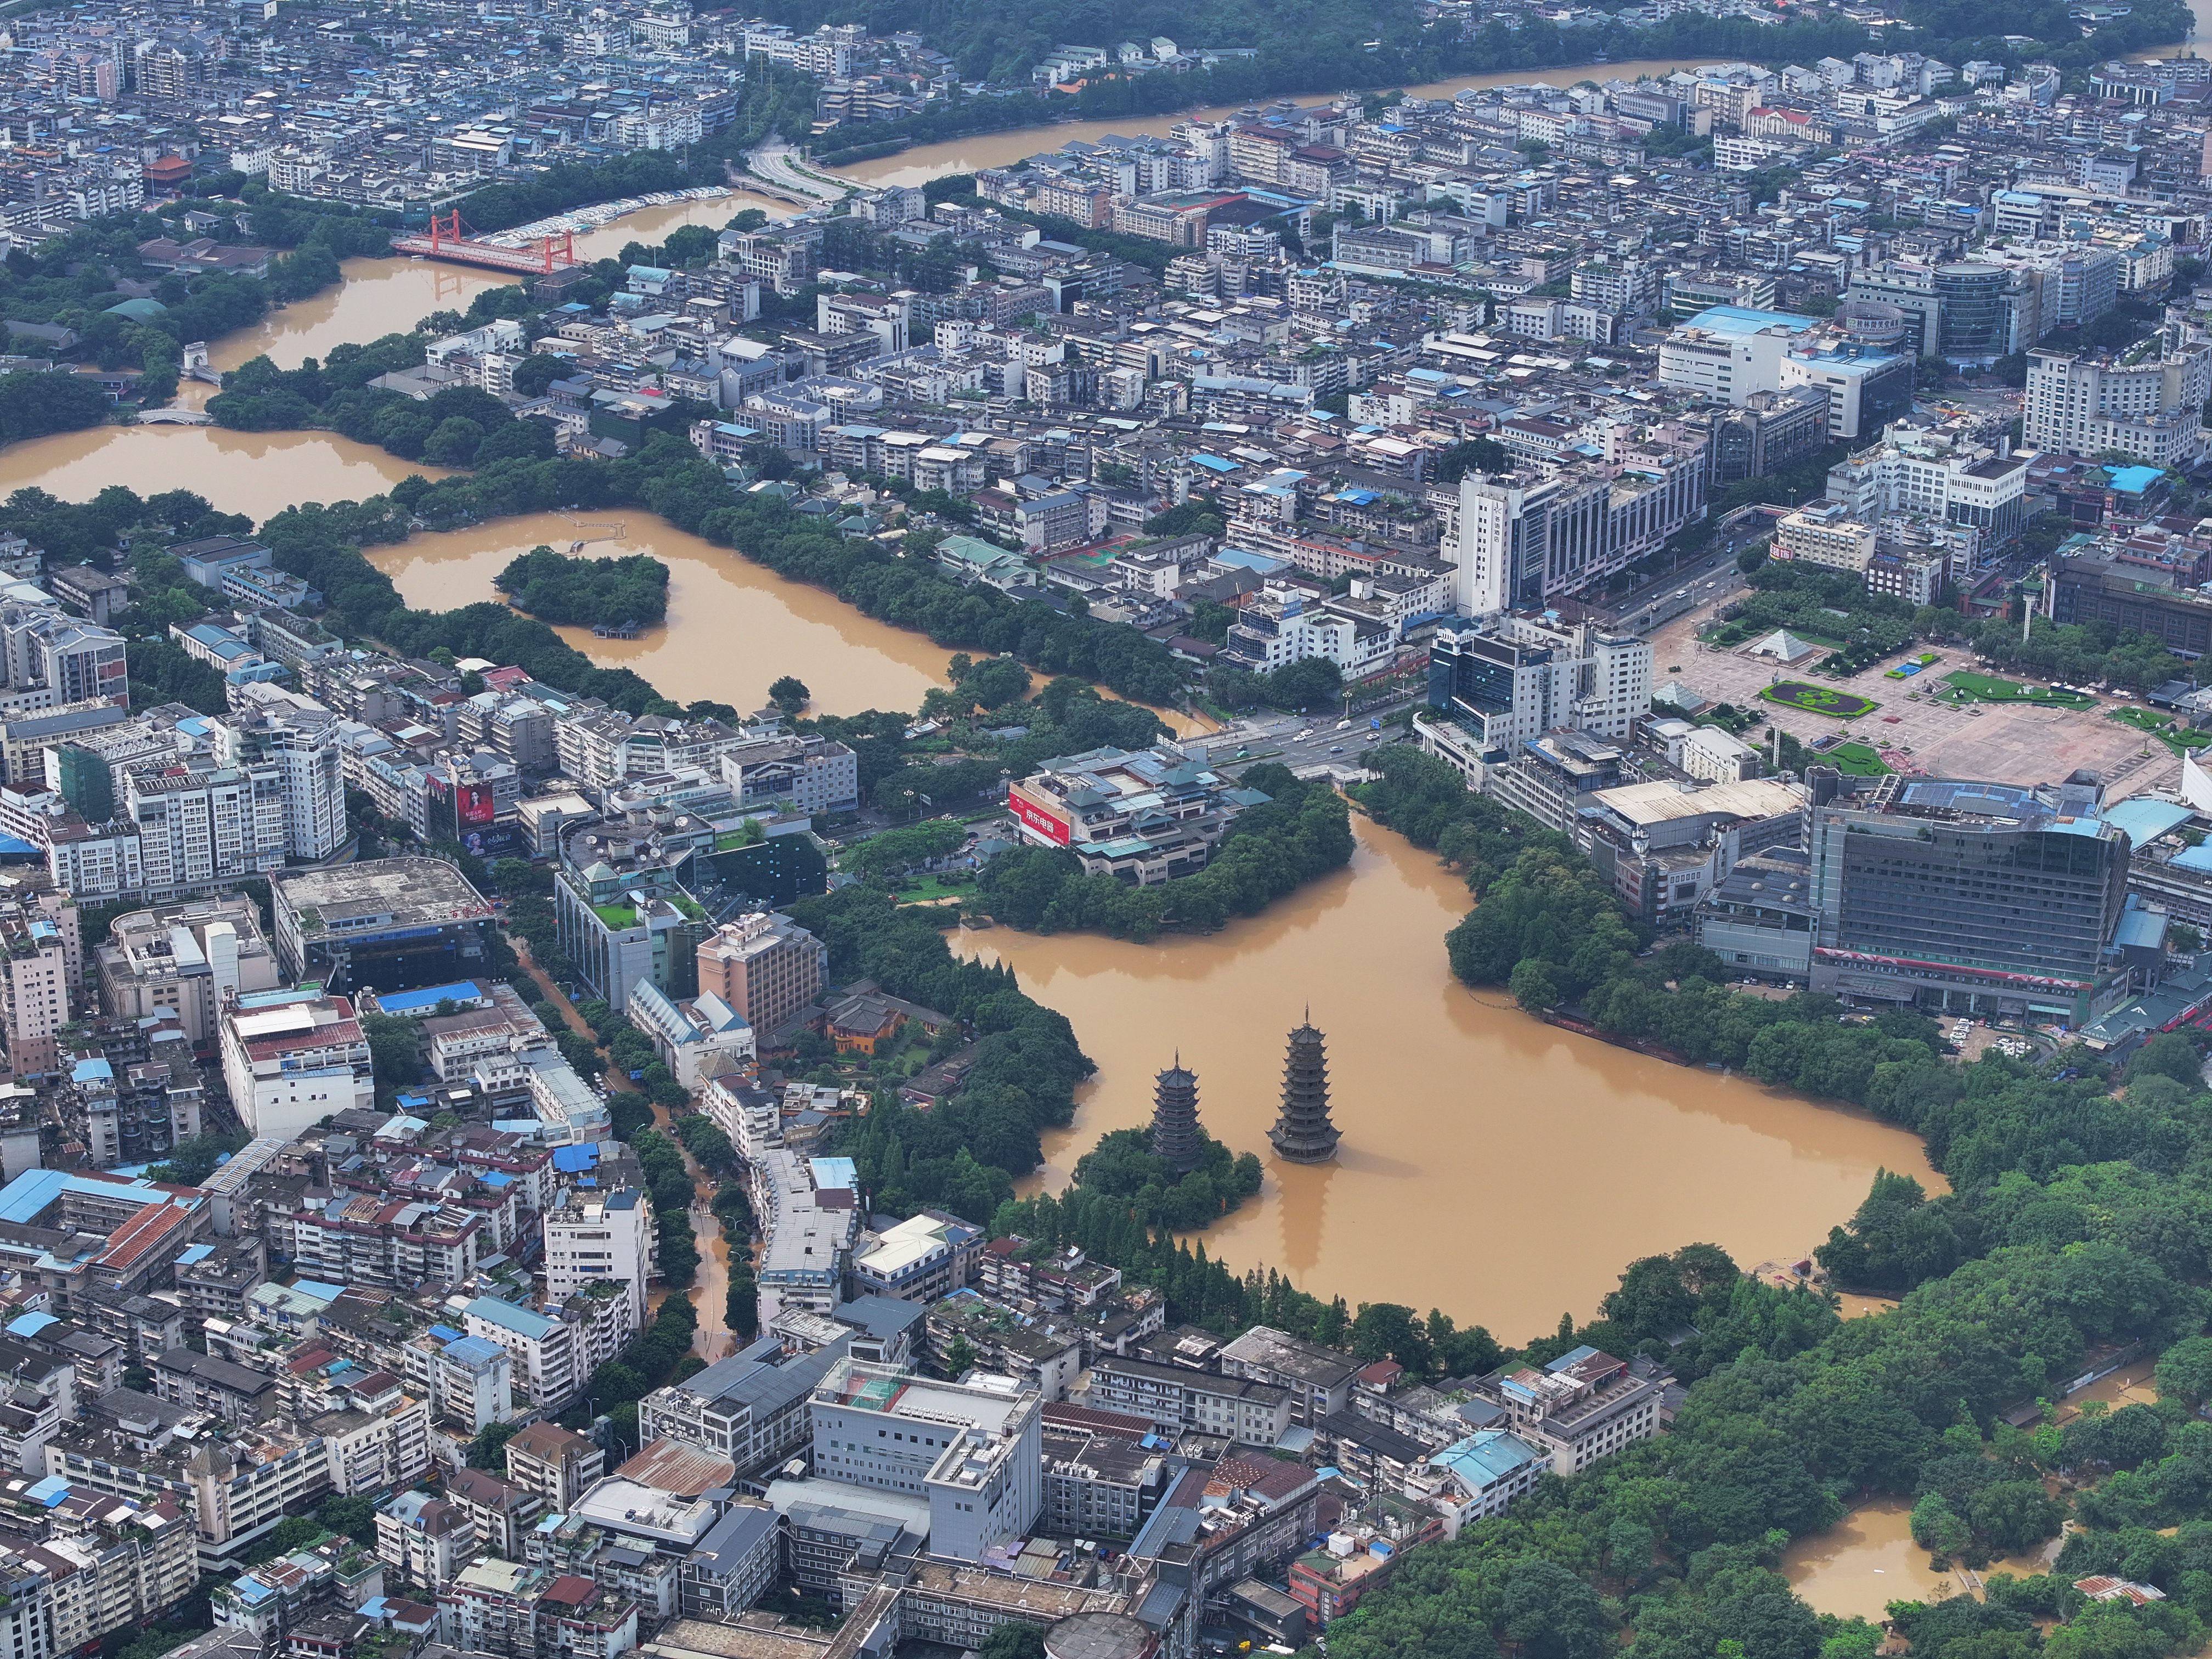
[369,511,952,716]
[831,58,1737,190]
[953,816,1941,1338]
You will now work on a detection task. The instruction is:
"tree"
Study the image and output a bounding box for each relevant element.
[469,1420,522,1469]
[976,1628,1045,1659]
[943,1335,977,1377]
[2157,1335,2212,1409]
[2127,1031,2200,1086]
[1501,1558,1610,1659]
[316,1493,379,1543]
[1911,1491,1972,1556]
[1970,1480,2066,1554]
[769,675,809,714]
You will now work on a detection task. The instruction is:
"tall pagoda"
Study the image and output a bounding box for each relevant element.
[1268,1014,1340,1163]
[1151,1057,1204,1174]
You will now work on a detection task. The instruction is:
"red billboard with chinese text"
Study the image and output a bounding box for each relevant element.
[458,783,497,828]
[1008,784,1071,847]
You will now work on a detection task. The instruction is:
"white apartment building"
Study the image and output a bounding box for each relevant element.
[0,902,71,1077]
[462,1298,582,1414]
[122,763,289,895]
[542,1190,653,1332]
[1221,586,1398,679]
[809,1359,1042,1564]
[219,706,347,862]
[218,988,374,1139]
[2023,330,2212,466]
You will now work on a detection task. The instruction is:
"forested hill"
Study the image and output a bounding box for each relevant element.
[759,0,2189,132]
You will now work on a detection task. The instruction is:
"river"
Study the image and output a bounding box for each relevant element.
[369,510,951,716]
[828,58,1726,189]
[952,817,1939,1339]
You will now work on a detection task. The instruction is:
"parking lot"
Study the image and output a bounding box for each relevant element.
[1645,606,2182,799]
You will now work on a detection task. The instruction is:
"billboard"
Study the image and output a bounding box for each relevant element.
[458,783,497,828]
[1007,783,1071,847]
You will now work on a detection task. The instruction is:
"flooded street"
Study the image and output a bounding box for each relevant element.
[954,817,1939,1339]
[369,511,951,716]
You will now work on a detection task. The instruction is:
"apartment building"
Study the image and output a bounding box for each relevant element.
[97,896,278,1045]
[505,1423,605,1512]
[0,900,71,1077]
[2024,328,2212,466]
[1081,1356,1293,1446]
[1469,1346,1667,1475]
[542,1190,653,1331]
[1217,1327,1362,1427]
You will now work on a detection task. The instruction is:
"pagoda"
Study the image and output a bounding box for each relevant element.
[1151,1057,1204,1174]
[1268,1013,1340,1163]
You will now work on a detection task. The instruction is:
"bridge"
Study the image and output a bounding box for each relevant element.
[390,212,580,275]
[137,409,213,425]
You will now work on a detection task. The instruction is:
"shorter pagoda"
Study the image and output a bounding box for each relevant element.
[1151,1057,1204,1174]
[1268,1014,1340,1163]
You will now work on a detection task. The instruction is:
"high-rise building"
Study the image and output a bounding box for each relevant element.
[1423,616,1653,774]
[693,912,827,1039]
[218,705,346,862]
[2023,327,2212,467]
[124,764,288,893]
[541,1190,653,1331]
[1823,419,2031,546]
[1149,1059,1202,1174]
[0,897,71,1077]
[1268,1018,1340,1163]
[1806,773,2133,1020]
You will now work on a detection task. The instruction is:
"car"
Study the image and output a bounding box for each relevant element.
[1329,745,1344,754]
[1295,729,1313,740]
[1336,719,1352,729]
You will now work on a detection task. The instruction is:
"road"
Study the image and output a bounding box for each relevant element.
[746,144,850,202]
[508,930,734,1359]
[1207,706,1411,777]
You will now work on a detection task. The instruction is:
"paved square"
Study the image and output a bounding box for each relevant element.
[1647,606,2182,800]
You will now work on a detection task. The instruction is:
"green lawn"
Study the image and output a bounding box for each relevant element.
[1760,681,1881,719]
[1826,742,1894,777]
[592,902,638,929]
[2109,705,2212,755]
[895,875,976,903]
[1938,671,2096,710]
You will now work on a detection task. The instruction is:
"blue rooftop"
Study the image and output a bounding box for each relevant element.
[70,1057,112,1085]
[440,1335,507,1367]
[5,1312,57,1338]
[2105,797,2194,849]
[371,982,482,1015]
[1682,304,1819,337]
[551,1144,600,1172]
[2108,464,2164,494]
[467,1296,554,1340]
